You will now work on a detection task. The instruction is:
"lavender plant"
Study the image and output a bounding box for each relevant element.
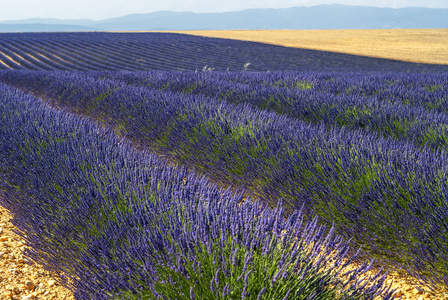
[1,70,448,290]
[94,71,448,151]
[0,83,392,299]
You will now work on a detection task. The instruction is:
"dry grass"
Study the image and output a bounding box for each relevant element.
[157,29,448,65]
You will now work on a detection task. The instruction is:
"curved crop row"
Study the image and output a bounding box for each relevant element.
[1,32,448,72]
[0,83,391,299]
[94,71,448,151]
[1,70,447,291]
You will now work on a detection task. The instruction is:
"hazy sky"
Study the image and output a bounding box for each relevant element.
[1,0,447,21]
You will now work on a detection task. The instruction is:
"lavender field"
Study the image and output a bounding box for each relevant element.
[1,32,448,299]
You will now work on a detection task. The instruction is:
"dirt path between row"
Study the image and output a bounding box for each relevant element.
[0,204,74,300]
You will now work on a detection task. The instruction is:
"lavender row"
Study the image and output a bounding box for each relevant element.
[0,83,391,299]
[94,71,448,151]
[2,32,448,72]
[2,70,448,290]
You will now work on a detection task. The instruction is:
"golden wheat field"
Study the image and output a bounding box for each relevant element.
[155,29,448,65]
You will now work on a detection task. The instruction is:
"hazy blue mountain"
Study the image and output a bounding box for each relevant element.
[94,5,448,30]
[0,18,96,26]
[0,5,447,32]
[0,24,97,32]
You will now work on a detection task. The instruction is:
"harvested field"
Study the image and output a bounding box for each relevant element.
[162,29,448,65]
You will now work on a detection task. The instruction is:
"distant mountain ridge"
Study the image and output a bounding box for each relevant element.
[1,4,447,32]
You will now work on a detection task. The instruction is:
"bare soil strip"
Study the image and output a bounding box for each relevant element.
[155,29,448,65]
[0,51,21,66]
[8,53,31,65]
[47,54,71,65]
[0,60,11,69]
[0,204,74,299]
[34,52,71,66]
[3,43,44,65]
[23,53,43,64]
